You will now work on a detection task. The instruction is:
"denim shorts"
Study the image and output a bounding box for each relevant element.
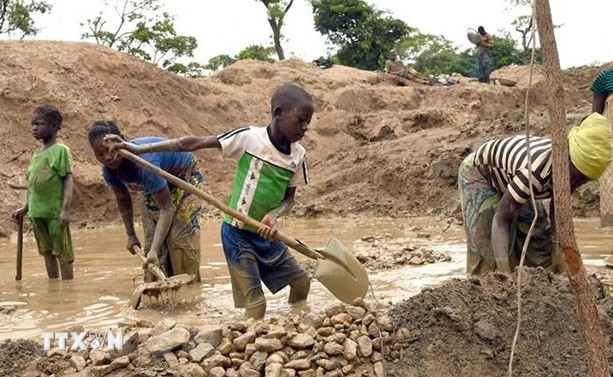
[221,222,307,309]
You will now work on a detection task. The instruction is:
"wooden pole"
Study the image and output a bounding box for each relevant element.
[534,1,609,375]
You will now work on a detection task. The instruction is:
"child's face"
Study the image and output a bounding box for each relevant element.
[31,116,56,141]
[91,137,123,169]
[276,100,314,143]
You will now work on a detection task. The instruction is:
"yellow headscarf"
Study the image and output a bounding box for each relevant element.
[568,112,613,180]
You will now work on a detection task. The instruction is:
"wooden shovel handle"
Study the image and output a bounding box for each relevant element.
[115,148,324,261]
[133,245,167,281]
[15,217,23,281]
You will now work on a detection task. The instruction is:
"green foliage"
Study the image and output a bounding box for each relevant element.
[236,44,276,63]
[81,0,198,71]
[311,0,410,70]
[167,61,207,78]
[0,0,52,38]
[205,54,236,72]
[255,0,294,60]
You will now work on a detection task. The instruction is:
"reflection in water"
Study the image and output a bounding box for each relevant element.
[0,218,610,340]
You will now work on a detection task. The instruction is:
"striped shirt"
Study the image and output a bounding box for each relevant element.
[474,135,553,204]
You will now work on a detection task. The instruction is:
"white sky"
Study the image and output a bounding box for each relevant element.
[22,0,613,69]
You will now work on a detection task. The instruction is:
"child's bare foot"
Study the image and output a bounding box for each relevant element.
[290,300,310,316]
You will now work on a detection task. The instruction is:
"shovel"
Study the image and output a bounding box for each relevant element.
[115,148,370,305]
[131,245,195,309]
[15,216,23,281]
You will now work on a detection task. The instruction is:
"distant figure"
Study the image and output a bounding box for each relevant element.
[590,68,613,114]
[477,26,494,83]
[385,51,429,85]
[12,105,75,280]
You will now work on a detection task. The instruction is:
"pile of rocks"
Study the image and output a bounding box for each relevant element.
[25,301,399,377]
[353,236,451,270]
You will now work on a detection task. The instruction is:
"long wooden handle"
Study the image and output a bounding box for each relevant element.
[115,148,324,260]
[15,218,23,281]
[133,245,167,281]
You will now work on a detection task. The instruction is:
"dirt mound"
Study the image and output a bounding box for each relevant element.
[0,339,45,377]
[0,41,608,236]
[387,268,613,377]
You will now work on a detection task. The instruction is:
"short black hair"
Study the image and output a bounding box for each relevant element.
[478,26,486,34]
[34,104,63,129]
[271,84,313,112]
[88,120,124,145]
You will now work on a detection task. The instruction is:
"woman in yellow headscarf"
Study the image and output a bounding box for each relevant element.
[458,113,612,277]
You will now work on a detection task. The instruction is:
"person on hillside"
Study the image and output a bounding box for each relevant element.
[87,121,203,284]
[108,84,314,320]
[12,105,75,280]
[476,26,494,84]
[385,51,429,85]
[591,68,613,114]
[458,112,612,277]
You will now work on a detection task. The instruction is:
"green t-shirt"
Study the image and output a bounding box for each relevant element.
[217,126,309,233]
[26,143,73,218]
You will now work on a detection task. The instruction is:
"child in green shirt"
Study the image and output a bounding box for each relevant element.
[12,105,75,280]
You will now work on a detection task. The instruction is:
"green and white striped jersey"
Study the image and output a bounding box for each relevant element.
[218,126,309,232]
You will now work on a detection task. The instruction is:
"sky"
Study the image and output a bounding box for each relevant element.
[21,0,613,69]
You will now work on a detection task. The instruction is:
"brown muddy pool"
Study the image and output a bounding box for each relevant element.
[0,217,610,341]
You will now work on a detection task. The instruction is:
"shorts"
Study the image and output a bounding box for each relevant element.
[31,217,74,263]
[221,221,307,309]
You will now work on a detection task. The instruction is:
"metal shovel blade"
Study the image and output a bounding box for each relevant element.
[313,236,369,304]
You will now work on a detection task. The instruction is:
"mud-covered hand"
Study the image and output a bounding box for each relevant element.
[258,212,279,241]
[12,206,27,223]
[143,249,160,270]
[59,209,70,228]
[104,135,147,155]
[126,235,141,255]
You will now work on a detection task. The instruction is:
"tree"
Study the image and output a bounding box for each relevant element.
[0,0,51,39]
[311,0,409,70]
[505,0,558,63]
[236,44,276,62]
[81,0,198,73]
[205,54,236,72]
[255,0,294,60]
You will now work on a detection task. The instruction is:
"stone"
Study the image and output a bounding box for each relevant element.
[179,363,206,377]
[267,353,286,366]
[362,314,375,327]
[367,323,381,338]
[120,331,140,356]
[195,328,223,348]
[342,338,358,360]
[164,352,179,369]
[202,354,231,370]
[133,352,153,368]
[89,350,110,366]
[218,338,235,355]
[344,306,367,320]
[239,367,260,377]
[245,343,257,358]
[315,358,340,371]
[284,358,311,370]
[233,331,257,351]
[226,368,239,377]
[288,334,315,349]
[189,343,215,363]
[326,333,346,344]
[341,364,354,374]
[110,355,130,370]
[250,351,268,371]
[284,369,297,377]
[264,325,288,339]
[69,355,87,371]
[255,338,283,352]
[317,327,335,337]
[144,327,190,355]
[298,313,323,332]
[357,336,373,358]
[377,316,394,332]
[150,318,177,337]
[323,342,343,356]
[474,319,497,341]
[374,361,385,377]
[324,304,345,318]
[371,352,383,362]
[265,362,284,377]
[209,366,226,377]
[330,313,352,326]
[291,350,310,360]
[88,365,112,376]
[298,370,317,377]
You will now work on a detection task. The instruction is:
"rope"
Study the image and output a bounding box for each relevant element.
[508,2,540,376]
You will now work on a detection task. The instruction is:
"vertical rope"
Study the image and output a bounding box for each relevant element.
[508,1,539,376]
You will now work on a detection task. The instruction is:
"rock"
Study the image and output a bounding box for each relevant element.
[326,333,346,344]
[298,370,317,377]
[345,306,366,320]
[323,342,343,356]
[267,353,286,366]
[317,327,335,337]
[367,323,381,338]
[150,318,177,337]
[264,325,288,339]
[69,355,87,371]
[239,367,260,377]
[285,369,297,377]
[288,334,315,349]
[315,358,340,371]
[250,351,268,371]
[189,342,215,363]
[374,361,385,377]
[226,368,239,377]
[179,363,206,377]
[341,364,354,374]
[233,330,257,351]
[291,350,310,360]
[372,351,384,362]
[330,313,352,326]
[133,352,153,368]
[362,314,375,327]
[89,350,110,366]
[357,336,373,357]
[474,319,498,341]
[202,354,231,370]
[342,338,358,360]
[298,313,323,332]
[284,358,311,370]
[110,355,130,370]
[218,337,235,355]
[377,316,394,332]
[164,352,179,369]
[325,304,345,317]
[272,351,290,364]
[195,328,223,348]
[255,337,283,352]
[89,365,112,376]
[144,327,190,355]
[245,342,257,358]
[265,362,284,377]
[209,366,226,377]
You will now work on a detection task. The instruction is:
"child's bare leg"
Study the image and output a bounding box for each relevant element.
[43,252,60,279]
[59,261,74,280]
[245,301,266,320]
[288,275,310,305]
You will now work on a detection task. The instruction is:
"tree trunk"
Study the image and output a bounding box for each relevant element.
[534,1,609,376]
[268,19,285,60]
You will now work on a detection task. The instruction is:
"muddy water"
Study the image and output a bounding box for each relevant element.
[0,218,610,341]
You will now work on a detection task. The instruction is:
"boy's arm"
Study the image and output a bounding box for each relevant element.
[110,135,221,155]
[59,174,74,228]
[258,187,297,241]
[110,184,140,253]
